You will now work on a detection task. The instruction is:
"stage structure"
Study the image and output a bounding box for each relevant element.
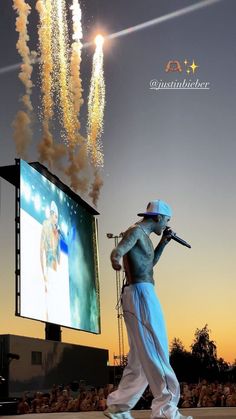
[0,334,108,398]
[0,160,107,399]
[0,159,100,336]
[106,233,125,367]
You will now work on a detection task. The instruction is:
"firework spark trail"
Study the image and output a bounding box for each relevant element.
[55,0,89,193]
[12,0,34,158]
[36,0,54,122]
[70,0,84,126]
[54,0,78,146]
[87,37,105,167]
[36,0,57,167]
[62,0,89,194]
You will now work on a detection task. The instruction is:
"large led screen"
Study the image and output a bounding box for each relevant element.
[19,160,100,333]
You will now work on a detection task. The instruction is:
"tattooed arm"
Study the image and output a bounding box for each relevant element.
[110,226,139,270]
[153,228,172,266]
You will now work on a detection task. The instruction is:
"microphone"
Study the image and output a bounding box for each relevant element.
[56,225,65,240]
[164,227,191,249]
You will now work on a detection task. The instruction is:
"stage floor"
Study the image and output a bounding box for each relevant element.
[3,408,236,419]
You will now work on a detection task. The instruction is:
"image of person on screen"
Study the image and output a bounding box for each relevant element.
[105,200,192,419]
[40,200,60,322]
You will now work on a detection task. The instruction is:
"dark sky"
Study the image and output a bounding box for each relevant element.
[0,0,236,363]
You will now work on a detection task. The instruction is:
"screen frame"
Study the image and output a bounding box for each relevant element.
[15,159,101,334]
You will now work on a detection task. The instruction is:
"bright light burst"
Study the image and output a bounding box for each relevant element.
[95,34,104,47]
[87,35,105,167]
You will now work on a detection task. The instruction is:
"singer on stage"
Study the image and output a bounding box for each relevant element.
[40,200,61,322]
[105,200,192,419]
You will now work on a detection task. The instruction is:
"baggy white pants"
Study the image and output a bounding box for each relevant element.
[45,267,58,324]
[107,283,180,419]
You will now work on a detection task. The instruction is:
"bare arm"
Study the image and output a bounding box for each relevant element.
[153,228,172,266]
[153,241,167,266]
[110,227,139,270]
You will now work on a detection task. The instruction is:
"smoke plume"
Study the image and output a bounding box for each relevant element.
[89,168,104,207]
[12,0,105,207]
[38,122,67,169]
[12,0,34,157]
[65,145,89,195]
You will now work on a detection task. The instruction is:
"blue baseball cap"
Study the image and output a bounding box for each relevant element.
[137,200,172,217]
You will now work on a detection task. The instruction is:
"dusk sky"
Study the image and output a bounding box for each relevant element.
[0,0,236,365]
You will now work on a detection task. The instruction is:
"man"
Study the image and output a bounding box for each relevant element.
[105,200,193,419]
[40,200,60,321]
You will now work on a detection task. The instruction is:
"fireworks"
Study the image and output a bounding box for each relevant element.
[70,0,84,122]
[12,1,105,206]
[36,0,54,124]
[87,35,105,167]
[54,0,79,146]
[36,0,55,167]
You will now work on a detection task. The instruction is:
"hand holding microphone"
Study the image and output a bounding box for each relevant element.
[163,227,191,249]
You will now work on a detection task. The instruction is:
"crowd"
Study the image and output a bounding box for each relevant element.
[17,384,111,414]
[179,381,236,408]
[17,381,236,414]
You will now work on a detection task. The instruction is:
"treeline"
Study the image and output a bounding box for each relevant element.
[170,324,236,383]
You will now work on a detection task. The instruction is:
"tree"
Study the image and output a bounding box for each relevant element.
[170,338,185,355]
[217,357,229,372]
[191,324,218,380]
[170,338,200,382]
[169,327,234,383]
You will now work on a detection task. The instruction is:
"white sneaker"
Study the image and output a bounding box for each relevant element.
[156,413,193,419]
[104,406,134,419]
